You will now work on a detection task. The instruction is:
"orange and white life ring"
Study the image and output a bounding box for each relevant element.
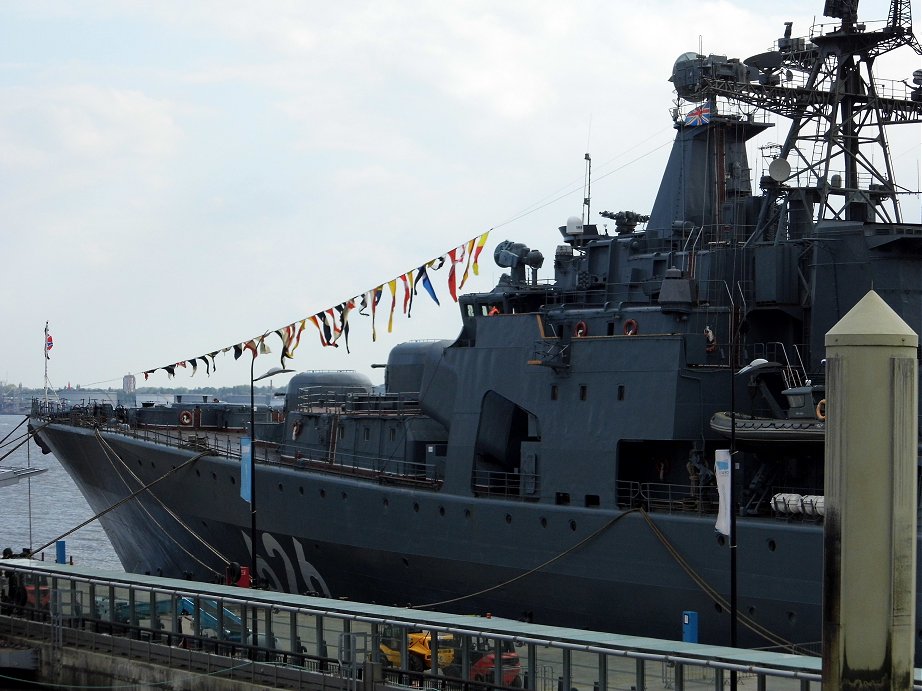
[272,410,284,423]
[179,410,193,426]
[816,399,827,421]
[488,306,501,316]
[292,420,303,441]
[574,321,588,337]
[623,319,639,336]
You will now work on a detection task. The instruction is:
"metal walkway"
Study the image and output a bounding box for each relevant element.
[0,558,912,690]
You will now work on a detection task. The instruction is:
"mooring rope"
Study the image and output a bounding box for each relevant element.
[92,429,231,572]
[636,508,815,654]
[414,503,813,655]
[413,509,642,609]
[27,442,212,563]
[0,419,50,465]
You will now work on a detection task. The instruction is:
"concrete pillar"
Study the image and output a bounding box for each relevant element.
[822,290,918,689]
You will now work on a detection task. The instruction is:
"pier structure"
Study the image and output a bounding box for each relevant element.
[0,560,853,690]
[823,291,919,688]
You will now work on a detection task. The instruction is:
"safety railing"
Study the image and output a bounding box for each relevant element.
[0,560,839,691]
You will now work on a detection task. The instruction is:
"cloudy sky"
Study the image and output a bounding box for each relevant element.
[2,0,919,391]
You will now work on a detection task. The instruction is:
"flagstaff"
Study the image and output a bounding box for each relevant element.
[43,321,52,409]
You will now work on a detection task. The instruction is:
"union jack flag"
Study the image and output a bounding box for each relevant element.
[684,104,711,126]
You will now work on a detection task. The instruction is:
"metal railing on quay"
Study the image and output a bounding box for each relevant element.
[0,561,850,690]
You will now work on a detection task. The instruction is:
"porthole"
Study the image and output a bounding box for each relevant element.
[383,498,390,508]
[230,476,236,485]
[299,486,304,495]
[505,514,512,524]
[464,509,471,519]
[439,506,445,516]
[540,517,547,528]
[569,520,576,531]
[320,489,326,498]
[413,502,420,513]
[767,539,777,552]
[341,491,348,500]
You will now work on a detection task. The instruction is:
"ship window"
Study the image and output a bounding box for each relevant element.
[787,394,806,408]
[585,494,600,507]
[579,385,587,401]
[617,385,625,401]
[555,492,570,505]
[363,427,370,441]
[550,385,558,401]
[467,305,475,317]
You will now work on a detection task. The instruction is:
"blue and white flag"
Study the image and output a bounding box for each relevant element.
[715,449,731,536]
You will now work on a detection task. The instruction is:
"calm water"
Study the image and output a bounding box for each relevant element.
[0,413,121,570]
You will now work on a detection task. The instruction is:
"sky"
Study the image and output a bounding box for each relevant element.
[1,0,919,391]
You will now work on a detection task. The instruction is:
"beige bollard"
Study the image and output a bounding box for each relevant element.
[823,290,917,689]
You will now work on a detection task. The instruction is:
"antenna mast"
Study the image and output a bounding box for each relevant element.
[582,153,592,225]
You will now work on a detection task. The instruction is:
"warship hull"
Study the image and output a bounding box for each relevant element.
[35,421,828,652]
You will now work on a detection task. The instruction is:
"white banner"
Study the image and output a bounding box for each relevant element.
[715,449,731,536]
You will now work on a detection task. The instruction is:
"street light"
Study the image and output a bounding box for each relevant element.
[247,361,293,650]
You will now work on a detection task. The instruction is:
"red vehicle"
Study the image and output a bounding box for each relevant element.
[467,637,522,688]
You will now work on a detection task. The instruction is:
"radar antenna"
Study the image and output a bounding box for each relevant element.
[692,0,922,236]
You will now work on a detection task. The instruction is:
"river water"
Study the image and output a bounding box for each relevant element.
[0,413,121,570]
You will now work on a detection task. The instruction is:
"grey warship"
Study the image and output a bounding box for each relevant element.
[29,0,922,657]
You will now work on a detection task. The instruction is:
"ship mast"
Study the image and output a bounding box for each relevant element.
[702,0,922,237]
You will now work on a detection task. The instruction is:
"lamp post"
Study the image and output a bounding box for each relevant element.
[247,362,293,650]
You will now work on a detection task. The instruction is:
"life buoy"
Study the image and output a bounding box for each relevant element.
[179,410,193,426]
[816,399,827,421]
[272,410,284,423]
[292,420,303,441]
[623,319,639,336]
[488,306,500,316]
[574,321,588,337]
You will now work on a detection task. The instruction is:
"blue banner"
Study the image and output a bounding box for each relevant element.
[240,437,252,503]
